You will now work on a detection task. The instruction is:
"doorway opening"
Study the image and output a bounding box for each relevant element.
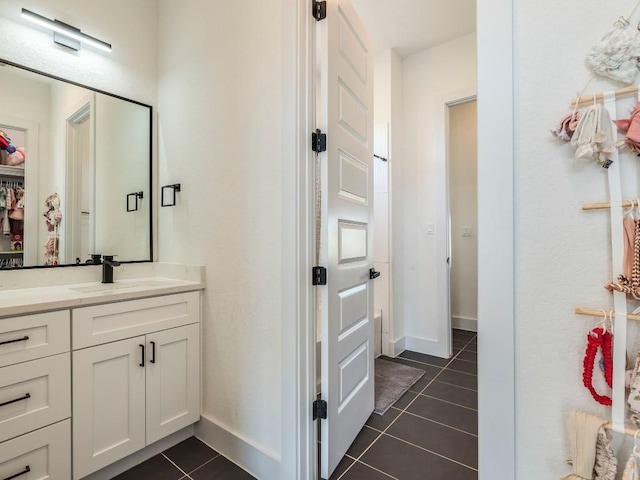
[447,98,478,339]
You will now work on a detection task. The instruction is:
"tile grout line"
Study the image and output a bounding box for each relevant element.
[161,453,189,477]
[414,392,478,412]
[383,431,478,472]
[396,355,477,377]
[432,379,478,392]
[399,409,478,437]
[337,333,477,479]
[183,453,221,477]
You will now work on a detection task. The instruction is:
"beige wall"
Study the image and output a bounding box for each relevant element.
[449,100,477,330]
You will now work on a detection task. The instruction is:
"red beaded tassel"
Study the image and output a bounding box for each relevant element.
[582,327,613,406]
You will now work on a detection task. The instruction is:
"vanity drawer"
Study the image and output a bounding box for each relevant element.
[0,419,70,480]
[0,353,70,444]
[0,311,70,368]
[72,291,200,349]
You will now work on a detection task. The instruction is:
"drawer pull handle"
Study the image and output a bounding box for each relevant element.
[150,341,156,364]
[4,465,30,480]
[139,344,145,367]
[0,336,29,347]
[0,393,30,408]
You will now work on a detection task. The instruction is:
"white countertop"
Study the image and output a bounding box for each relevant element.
[0,263,205,318]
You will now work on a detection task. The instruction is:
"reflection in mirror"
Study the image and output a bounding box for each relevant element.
[0,60,151,269]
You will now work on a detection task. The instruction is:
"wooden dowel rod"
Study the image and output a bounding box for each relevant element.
[572,85,639,108]
[575,307,640,321]
[604,423,639,437]
[582,200,637,211]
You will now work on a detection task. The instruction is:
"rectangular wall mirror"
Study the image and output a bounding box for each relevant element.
[0,59,152,269]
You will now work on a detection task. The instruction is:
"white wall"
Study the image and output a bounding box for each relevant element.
[512,1,640,478]
[373,48,404,355]
[157,0,284,474]
[449,100,477,331]
[399,33,476,354]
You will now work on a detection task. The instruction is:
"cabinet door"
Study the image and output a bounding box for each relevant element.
[146,323,200,444]
[73,336,146,480]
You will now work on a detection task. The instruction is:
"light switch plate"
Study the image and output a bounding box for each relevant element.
[462,226,472,237]
[426,224,435,235]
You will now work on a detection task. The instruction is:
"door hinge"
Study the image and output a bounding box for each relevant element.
[312,129,327,153]
[313,399,327,420]
[312,266,327,286]
[313,1,327,21]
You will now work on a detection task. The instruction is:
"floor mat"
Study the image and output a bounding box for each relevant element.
[374,358,425,415]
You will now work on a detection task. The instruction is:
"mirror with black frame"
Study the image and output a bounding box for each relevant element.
[0,60,151,269]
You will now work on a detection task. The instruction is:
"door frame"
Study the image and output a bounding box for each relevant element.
[282,0,515,479]
[65,95,94,265]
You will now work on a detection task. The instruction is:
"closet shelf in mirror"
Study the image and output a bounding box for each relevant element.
[0,165,24,177]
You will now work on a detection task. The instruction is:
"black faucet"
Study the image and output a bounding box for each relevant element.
[102,255,121,284]
[86,254,102,265]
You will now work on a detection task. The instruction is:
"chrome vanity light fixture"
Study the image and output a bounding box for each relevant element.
[20,8,112,53]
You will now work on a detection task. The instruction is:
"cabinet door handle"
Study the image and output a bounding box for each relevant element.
[0,393,30,408]
[3,466,30,480]
[0,335,29,346]
[139,344,145,367]
[150,341,156,364]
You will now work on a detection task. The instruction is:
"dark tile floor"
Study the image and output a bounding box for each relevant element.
[328,329,478,480]
[113,329,477,480]
[112,436,255,480]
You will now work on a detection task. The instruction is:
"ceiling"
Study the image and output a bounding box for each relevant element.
[350,0,476,57]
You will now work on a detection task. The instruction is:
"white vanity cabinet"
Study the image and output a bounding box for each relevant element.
[71,292,200,480]
[0,311,72,479]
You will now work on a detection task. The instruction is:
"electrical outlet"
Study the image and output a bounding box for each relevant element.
[462,226,472,237]
[426,223,435,235]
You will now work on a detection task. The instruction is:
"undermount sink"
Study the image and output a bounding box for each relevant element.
[69,280,170,293]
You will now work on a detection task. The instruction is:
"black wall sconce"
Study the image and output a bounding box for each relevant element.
[161,184,181,207]
[126,191,143,212]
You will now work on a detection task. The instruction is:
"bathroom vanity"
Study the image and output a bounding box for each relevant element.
[0,271,204,480]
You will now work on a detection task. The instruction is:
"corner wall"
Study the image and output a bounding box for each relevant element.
[157,0,284,476]
[399,33,476,354]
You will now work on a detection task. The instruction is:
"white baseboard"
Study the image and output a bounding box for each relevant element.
[388,336,406,357]
[405,335,449,358]
[195,414,281,480]
[452,316,478,332]
[82,425,194,480]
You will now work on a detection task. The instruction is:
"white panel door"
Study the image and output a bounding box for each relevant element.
[72,336,146,479]
[317,0,374,477]
[146,323,200,444]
